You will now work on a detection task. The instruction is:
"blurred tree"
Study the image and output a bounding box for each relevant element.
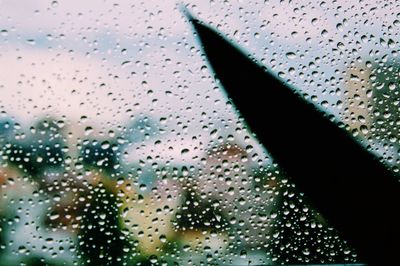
[1,118,66,179]
[80,139,120,176]
[270,182,356,264]
[174,188,227,231]
[77,184,129,266]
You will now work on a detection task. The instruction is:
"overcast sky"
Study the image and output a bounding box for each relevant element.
[1,0,398,164]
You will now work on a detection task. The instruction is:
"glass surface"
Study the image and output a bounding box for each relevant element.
[0,0,398,265]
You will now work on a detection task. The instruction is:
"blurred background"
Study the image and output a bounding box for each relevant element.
[0,0,399,265]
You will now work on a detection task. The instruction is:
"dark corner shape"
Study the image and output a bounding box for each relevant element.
[183,8,400,265]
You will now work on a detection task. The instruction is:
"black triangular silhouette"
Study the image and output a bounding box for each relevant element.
[186,13,399,265]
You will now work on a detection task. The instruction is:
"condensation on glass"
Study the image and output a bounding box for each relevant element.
[0,0,398,265]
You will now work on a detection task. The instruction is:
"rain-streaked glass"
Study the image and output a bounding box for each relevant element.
[0,0,398,265]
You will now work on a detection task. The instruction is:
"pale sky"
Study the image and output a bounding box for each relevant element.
[1,0,398,163]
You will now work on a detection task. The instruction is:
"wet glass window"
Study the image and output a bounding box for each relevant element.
[0,1,399,265]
